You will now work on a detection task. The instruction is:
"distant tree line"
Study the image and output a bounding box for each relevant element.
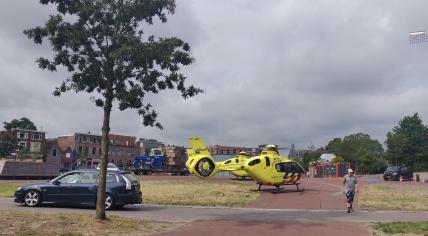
[300,113,428,174]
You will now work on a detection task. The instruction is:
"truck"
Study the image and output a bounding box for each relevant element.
[132,147,189,175]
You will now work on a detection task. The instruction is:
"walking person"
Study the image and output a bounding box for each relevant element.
[343,168,357,213]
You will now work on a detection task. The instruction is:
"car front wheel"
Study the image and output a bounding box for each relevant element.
[24,190,42,207]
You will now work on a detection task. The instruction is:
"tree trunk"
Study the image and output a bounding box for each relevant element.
[95,95,113,220]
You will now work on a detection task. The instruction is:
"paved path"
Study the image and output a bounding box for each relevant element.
[1,198,428,223]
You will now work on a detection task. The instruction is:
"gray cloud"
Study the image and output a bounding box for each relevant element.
[1,0,428,150]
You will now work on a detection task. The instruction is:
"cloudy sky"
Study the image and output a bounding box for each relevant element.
[1,1,428,149]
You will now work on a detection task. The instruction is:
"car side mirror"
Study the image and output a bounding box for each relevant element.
[52,180,60,185]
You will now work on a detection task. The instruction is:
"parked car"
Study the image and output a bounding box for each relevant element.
[383,166,413,181]
[14,169,142,210]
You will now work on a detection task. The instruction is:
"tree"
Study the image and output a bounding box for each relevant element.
[326,138,342,155]
[385,113,428,170]
[302,150,322,170]
[0,131,18,157]
[326,133,384,173]
[25,0,202,220]
[331,155,344,163]
[3,117,37,131]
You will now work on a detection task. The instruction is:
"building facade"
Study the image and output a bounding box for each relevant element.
[13,129,46,158]
[43,133,139,170]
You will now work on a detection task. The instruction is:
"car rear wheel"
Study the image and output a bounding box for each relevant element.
[105,194,114,210]
[24,190,42,207]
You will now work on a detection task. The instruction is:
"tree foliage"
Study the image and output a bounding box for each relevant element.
[331,155,344,163]
[385,113,428,170]
[24,0,202,129]
[326,133,385,174]
[24,0,202,220]
[3,117,37,131]
[0,131,18,157]
[301,150,322,170]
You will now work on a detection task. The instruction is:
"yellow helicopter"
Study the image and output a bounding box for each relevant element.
[185,136,305,192]
[223,151,250,180]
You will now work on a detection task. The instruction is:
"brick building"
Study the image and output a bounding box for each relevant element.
[13,129,46,158]
[43,132,139,170]
[108,134,139,168]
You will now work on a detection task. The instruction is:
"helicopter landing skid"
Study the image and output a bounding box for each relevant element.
[256,183,304,193]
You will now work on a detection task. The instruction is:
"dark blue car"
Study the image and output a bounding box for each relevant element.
[14,169,142,210]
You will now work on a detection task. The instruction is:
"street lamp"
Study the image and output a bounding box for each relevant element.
[409,31,428,44]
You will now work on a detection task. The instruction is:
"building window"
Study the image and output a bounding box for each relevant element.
[92,147,96,155]
[99,148,102,155]
[32,133,42,140]
[18,132,28,139]
[18,141,27,150]
[53,149,57,157]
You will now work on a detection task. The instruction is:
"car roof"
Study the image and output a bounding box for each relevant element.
[69,169,127,174]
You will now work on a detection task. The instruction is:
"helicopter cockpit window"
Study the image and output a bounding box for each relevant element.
[224,160,232,164]
[265,156,270,167]
[248,159,261,166]
[291,162,304,174]
[275,162,292,172]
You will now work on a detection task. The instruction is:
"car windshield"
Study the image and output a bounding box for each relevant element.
[151,149,162,156]
[386,166,399,171]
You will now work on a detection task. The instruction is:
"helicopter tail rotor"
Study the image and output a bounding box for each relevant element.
[186,136,219,178]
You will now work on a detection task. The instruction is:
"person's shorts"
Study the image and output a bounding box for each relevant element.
[346,190,355,203]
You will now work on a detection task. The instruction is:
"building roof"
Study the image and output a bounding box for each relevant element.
[11,128,46,133]
[320,153,336,162]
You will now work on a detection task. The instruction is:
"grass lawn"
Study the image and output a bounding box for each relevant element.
[0,210,178,236]
[141,179,259,207]
[359,184,428,211]
[0,183,20,198]
[371,221,428,236]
